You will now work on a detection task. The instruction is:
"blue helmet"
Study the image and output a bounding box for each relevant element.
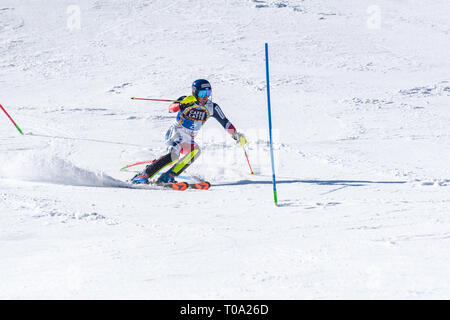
[192,79,212,99]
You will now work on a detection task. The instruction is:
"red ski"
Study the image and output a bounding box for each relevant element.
[188,181,211,190]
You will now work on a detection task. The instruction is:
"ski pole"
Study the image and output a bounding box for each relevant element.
[120,160,156,171]
[242,145,254,175]
[120,160,194,180]
[0,104,23,135]
[131,97,180,102]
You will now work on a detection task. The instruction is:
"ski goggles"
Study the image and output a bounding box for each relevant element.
[197,89,211,98]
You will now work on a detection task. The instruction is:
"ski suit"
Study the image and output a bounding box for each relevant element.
[142,95,237,179]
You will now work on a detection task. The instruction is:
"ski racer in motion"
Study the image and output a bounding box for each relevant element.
[131,79,247,185]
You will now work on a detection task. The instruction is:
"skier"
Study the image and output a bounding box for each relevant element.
[131,79,247,184]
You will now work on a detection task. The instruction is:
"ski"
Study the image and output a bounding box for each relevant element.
[126,179,209,191]
[187,181,211,190]
[126,180,189,191]
[152,181,189,191]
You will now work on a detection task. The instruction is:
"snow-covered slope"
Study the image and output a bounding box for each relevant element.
[1,0,449,299]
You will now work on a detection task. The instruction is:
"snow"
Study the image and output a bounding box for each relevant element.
[1,0,449,299]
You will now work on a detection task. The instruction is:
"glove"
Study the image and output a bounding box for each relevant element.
[168,102,180,113]
[179,95,197,109]
[232,131,247,147]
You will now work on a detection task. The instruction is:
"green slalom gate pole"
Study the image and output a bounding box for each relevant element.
[0,104,23,135]
[265,43,278,206]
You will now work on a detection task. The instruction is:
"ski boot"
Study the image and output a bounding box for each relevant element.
[130,172,149,184]
[157,169,176,184]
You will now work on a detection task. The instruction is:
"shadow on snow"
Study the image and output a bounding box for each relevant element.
[214,179,407,187]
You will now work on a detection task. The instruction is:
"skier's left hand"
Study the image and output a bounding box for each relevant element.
[233,132,247,147]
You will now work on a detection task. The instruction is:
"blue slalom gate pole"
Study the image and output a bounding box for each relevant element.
[265,43,278,205]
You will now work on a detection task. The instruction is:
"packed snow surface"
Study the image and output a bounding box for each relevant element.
[0,0,449,299]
